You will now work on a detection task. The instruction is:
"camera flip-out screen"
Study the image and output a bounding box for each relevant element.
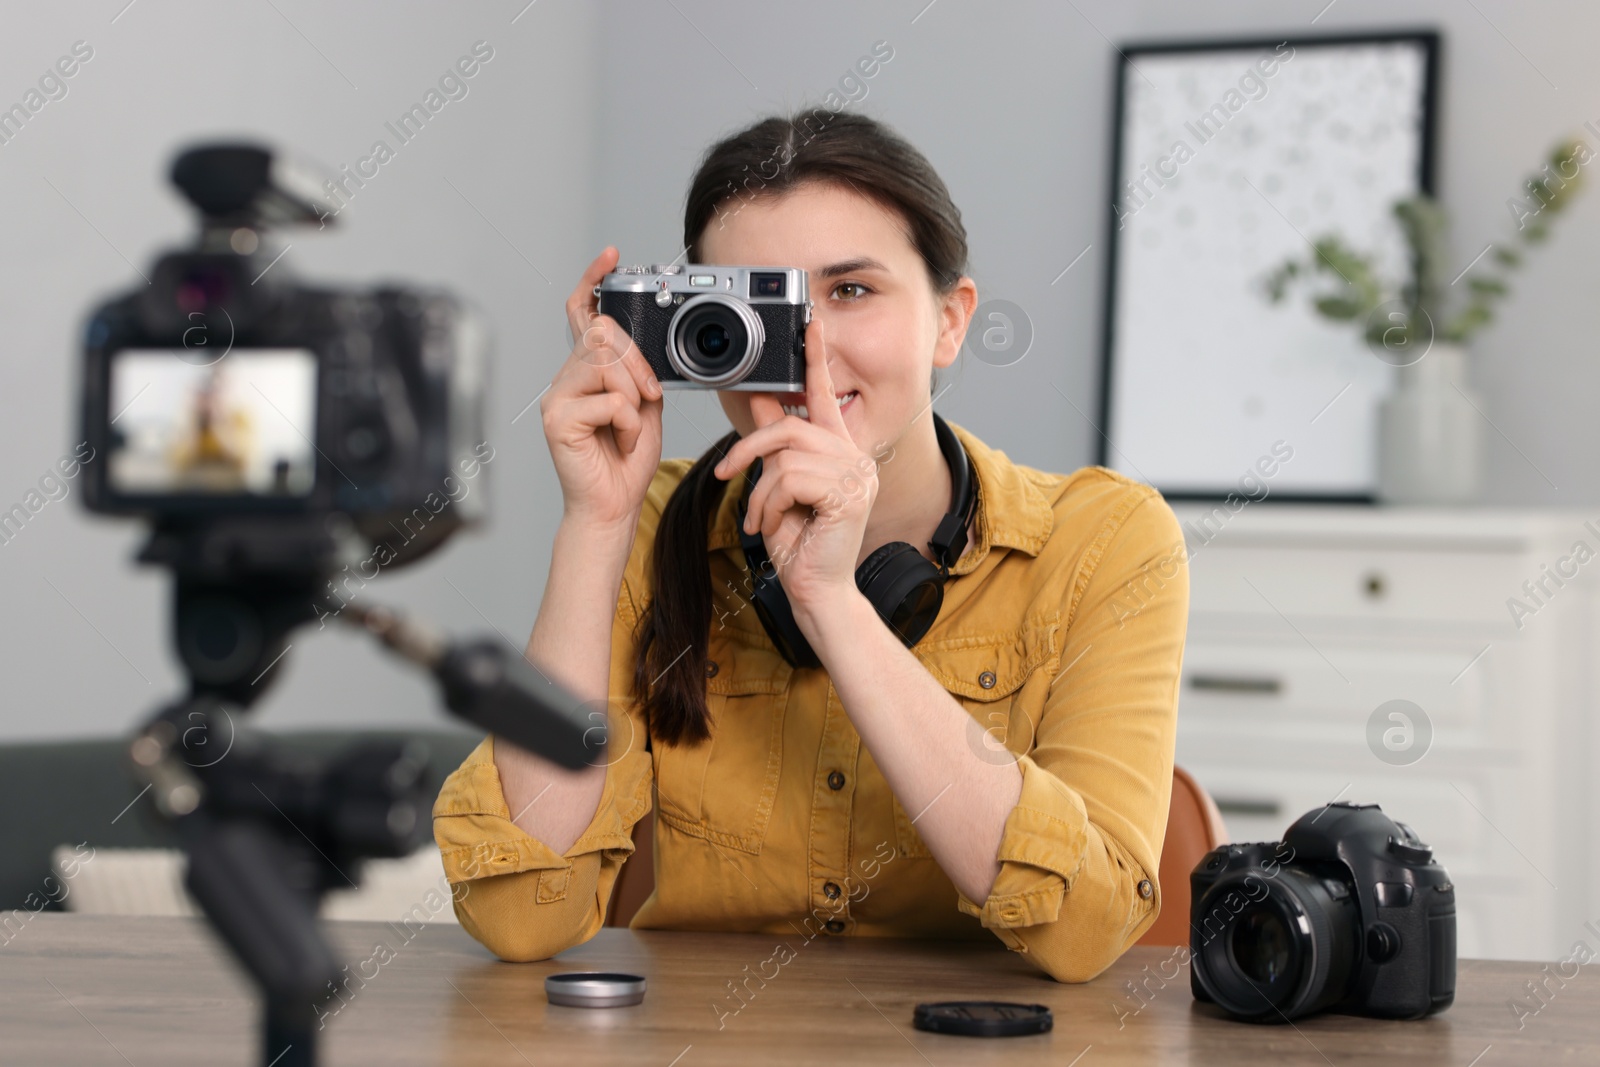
[107,349,317,497]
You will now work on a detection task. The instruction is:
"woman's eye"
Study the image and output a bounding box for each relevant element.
[832,282,870,301]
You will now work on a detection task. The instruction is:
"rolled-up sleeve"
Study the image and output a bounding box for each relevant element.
[431,572,655,963]
[954,487,1188,982]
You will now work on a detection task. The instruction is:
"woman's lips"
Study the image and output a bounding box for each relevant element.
[777,390,857,420]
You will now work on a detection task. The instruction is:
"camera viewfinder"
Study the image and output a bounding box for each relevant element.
[750,272,786,298]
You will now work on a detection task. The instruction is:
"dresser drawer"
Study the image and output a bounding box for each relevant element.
[1177,636,1497,743]
[1187,543,1526,627]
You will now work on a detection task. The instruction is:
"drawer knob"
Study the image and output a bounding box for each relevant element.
[1364,571,1387,599]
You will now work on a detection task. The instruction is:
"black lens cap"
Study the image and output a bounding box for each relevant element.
[912,1000,1052,1037]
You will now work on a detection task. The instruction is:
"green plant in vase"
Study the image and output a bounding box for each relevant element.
[1259,138,1586,504]
[1263,139,1586,355]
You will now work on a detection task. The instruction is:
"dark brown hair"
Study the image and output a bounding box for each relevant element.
[631,108,970,745]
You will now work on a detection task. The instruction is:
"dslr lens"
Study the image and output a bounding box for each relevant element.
[1192,867,1359,1022]
[1233,908,1293,985]
[667,294,766,387]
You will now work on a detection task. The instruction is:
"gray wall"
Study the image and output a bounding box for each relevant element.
[0,1,602,740]
[1,0,1594,740]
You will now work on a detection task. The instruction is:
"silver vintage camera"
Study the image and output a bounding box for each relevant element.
[595,263,810,390]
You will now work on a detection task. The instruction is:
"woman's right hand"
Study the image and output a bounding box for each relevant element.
[542,246,665,529]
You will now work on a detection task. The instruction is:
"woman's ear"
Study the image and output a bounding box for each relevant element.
[932,275,979,371]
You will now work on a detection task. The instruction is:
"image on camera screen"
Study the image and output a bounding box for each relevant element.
[107,349,317,497]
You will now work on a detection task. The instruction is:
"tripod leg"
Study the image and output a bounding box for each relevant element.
[179,813,339,1067]
[264,996,317,1067]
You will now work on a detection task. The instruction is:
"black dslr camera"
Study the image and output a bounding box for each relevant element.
[81,143,488,570]
[596,263,810,390]
[1190,802,1456,1023]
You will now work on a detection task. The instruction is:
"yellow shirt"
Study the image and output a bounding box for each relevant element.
[432,419,1189,982]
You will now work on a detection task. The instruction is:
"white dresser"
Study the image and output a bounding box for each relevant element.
[1168,502,1599,962]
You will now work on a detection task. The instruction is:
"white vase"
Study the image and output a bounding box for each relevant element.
[1375,341,1483,505]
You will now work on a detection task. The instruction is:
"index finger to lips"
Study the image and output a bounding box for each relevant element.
[802,317,846,433]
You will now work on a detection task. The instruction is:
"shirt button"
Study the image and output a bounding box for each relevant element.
[823,881,841,900]
[705,660,719,678]
[825,920,846,934]
[978,670,997,689]
[1138,879,1153,900]
[827,771,846,791]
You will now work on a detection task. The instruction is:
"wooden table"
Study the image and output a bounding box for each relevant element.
[2,914,1595,1064]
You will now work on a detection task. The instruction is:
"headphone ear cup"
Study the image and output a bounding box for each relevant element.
[854,542,906,586]
[855,542,945,648]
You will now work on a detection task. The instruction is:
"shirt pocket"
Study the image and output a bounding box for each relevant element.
[892,613,1060,859]
[653,628,791,855]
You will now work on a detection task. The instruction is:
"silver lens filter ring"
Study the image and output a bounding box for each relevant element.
[544,972,647,1008]
[666,293,765,386]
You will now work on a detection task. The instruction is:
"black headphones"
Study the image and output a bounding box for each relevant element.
[736,411,977,669]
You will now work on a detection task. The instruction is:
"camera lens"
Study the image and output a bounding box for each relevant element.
[666,294,766,387]
[1232,908,1293,986]
[696,321,730,359]
[679,305,744,374]
[1191,867,1359,1022]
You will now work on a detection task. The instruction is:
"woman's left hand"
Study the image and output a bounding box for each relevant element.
[712,325,878,623]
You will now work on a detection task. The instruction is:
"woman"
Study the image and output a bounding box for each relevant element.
[433,110,1189,984]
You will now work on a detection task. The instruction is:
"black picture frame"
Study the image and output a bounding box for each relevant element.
[1094,29,1441,503]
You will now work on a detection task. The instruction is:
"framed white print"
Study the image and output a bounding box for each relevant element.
[1097,32,1439,501]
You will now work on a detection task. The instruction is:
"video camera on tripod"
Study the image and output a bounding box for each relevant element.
[77,142,598,1067]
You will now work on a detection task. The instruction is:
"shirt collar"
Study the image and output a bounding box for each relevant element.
[705,418,1053,574]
